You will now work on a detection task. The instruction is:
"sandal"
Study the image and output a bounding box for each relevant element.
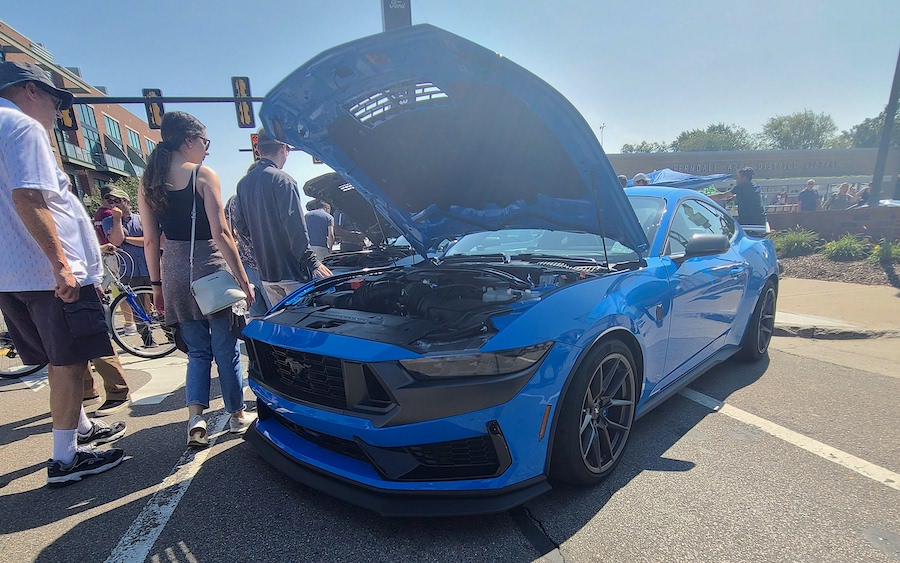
[187,415,208,448]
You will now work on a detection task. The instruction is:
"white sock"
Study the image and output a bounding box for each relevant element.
[77,407,93,435]
[52,429,78,464]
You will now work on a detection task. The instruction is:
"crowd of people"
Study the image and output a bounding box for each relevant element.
[0,61,335,485]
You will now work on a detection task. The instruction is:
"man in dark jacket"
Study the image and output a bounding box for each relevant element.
[711,166,766,228]
[232,129,331,305]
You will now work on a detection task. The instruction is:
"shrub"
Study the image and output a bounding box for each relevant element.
[822,234,871,261]
[768,228,819,257]
[868,239,900,264]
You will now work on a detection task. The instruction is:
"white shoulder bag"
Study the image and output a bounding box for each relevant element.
[188,166,247,315]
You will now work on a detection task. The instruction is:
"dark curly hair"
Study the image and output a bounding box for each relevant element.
[141,111,205,212]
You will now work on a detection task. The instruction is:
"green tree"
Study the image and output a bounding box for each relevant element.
[832,108,900,149]
[620,140,670,153]
[670,123,757,152]
[761,110,837,150]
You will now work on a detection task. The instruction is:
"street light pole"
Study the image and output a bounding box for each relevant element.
[598,123,606,146]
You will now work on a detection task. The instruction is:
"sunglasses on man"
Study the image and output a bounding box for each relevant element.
[105,197,124,204]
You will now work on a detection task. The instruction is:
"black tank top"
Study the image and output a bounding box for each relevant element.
[157,175,213,241]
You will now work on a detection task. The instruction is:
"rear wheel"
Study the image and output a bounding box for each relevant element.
[550,339,637,485]
[0,314,45,378]
[738,280,777,362]
[109,287,176,359]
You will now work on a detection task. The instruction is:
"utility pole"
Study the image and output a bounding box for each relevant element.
[598,123,606,146]
[870,47,900,203]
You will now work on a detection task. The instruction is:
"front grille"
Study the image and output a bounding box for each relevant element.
[277,414,368,462]
[252,341,347,409]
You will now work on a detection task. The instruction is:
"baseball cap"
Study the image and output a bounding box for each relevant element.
[632,173,650,184]
[0,62,74,110]
[105,186,129,200]
[255,126,287,148]
[806,179,815,185]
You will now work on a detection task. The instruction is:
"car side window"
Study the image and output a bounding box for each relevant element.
[665,199,730,255]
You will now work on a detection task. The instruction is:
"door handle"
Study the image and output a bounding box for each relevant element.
[730,266,746,278]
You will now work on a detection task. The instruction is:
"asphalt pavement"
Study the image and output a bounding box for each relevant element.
[0,277,898,562]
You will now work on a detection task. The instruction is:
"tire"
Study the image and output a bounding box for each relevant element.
[738,279,777,362]
[550,339,637,486]
[0,315,45,378]
[109,287,177,359]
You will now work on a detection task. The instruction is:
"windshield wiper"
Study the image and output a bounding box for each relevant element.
[509,253,607,267]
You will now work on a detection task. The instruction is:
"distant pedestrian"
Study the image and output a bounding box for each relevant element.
[0,61,126,484]
[139,111,256,447]
[617,174,628,188]
[710,166,766,227]
[632,173,651,186]
[824,182,858,211]
[797,179,822,212]
[93,185,114,245]
[305,199,335,261]
[232,127,331,306]
[225,194,271,318]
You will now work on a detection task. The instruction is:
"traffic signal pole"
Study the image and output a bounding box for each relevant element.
[870,47,900,203]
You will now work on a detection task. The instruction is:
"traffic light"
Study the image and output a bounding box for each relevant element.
[58,107,78,131]
[250,133,260,161]
[232,76,255,128]
[142,89,165,129]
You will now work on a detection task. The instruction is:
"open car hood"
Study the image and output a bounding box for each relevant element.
[260,24,648,259]
[302,173,399,245]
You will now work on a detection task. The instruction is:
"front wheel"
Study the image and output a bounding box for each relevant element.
[738,280,777,362]
[1,315,46,378]
[109,287,177,359]
[550,339,637,486]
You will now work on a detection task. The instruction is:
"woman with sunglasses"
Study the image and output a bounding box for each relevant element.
[138,111,256,447]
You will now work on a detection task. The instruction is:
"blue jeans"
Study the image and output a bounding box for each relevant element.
[178,314,244,414]
[244,264,271,318]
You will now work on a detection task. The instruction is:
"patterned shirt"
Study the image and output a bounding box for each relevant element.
[0,98,103,291]
[225,194,258,269]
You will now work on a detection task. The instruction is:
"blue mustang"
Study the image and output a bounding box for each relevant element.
[243,24,778,516]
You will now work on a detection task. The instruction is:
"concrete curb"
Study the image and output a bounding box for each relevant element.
[773,324,900,340]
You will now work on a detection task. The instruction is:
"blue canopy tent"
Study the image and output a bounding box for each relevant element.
[626,168,732,190]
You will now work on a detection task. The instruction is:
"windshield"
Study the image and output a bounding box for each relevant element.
[626,196,666,244]
[445,229,640,262]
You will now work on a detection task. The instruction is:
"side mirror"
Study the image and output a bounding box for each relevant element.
[684,234,729,258]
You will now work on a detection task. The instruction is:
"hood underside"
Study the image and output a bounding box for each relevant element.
[260,24,648,258]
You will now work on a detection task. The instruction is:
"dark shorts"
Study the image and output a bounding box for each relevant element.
[0,287,113,366]
[122,275,152,288]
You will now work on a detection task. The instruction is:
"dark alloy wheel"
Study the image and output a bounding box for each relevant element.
[551,339,637,485]
[738,280,777,362]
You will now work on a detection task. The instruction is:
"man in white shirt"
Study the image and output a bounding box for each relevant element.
[0,62,126,485]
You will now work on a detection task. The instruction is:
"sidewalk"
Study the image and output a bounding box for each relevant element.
[775,278,900,339]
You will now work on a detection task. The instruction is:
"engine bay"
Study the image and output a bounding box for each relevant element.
[265,262,597,351]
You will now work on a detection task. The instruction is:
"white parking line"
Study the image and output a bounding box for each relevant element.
[104,413,230,563]
[679,388,900,492]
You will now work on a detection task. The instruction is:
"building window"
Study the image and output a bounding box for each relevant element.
[146,139,157,154]
[77,104,97,129]
[126,128,142,154]
[104,115,122,146]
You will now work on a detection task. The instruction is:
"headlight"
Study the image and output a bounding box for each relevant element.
[399,342,553,379]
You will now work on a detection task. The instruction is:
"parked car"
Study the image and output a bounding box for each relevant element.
[244,24,778,516]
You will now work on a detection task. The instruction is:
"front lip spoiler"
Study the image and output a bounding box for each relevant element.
[244,423,551,517]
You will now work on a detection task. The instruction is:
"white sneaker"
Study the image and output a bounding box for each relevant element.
[229,411,257,434]
[187,415,208,448]
[120,324,137,336]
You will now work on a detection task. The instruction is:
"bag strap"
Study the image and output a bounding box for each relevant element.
[189,165,199,286]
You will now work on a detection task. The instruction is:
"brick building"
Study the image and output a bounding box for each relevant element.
[1,20,160,197]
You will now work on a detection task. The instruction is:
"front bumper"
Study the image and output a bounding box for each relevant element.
[245,422,551,517]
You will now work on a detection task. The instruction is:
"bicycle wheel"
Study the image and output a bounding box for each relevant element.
[109,287,177,359]
[0,314,46,378]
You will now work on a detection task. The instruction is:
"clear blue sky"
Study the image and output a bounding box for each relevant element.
[3,0,899,200]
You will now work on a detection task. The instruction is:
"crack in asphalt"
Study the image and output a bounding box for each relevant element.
[510,505,567,562]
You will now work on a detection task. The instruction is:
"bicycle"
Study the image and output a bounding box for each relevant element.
[103,250,177,360]
[0,311,46,378]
